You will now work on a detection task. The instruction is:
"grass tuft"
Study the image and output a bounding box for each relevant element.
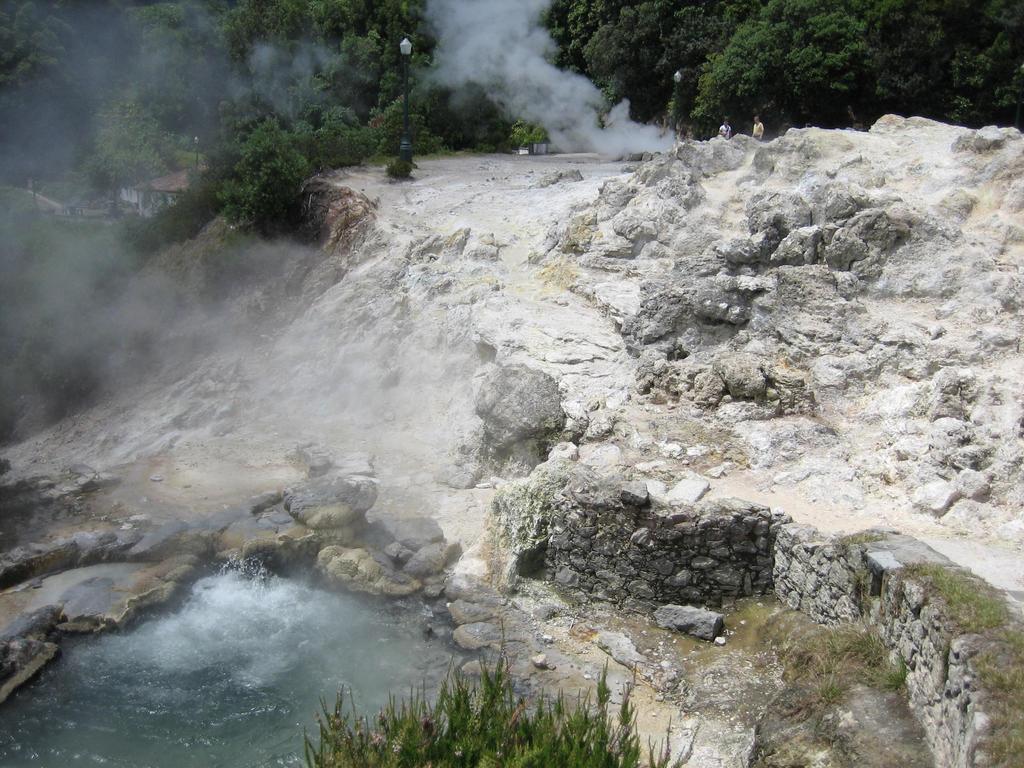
[838,531,887,547]
[903,564,1009,632]
[773,623,907,716]
[305,660,682,768]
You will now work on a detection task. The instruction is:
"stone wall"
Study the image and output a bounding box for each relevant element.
[545,466,788,607]
[877,573,988,768]
[772,523,989,768]
[772,524,864,625]
[536,465,994,768]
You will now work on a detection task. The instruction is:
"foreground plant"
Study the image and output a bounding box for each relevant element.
[305,661,680,768]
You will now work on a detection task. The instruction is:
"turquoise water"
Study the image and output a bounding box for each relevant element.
[0,566,456,767]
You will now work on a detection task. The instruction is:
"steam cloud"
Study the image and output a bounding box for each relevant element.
[425,0,673,155]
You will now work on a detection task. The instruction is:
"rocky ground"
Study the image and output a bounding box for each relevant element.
[1,117,1023,764]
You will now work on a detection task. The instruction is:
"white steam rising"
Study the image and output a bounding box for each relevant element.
[425,0,673,155]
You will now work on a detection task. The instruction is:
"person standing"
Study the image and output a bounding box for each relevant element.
[752,115,764,140]
[718,118,732,139]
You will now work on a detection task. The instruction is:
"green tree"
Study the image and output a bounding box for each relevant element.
[0,0,69,88]
[85,99,171,198]
[127,1,228,136]
[218,118,310,231]
[584,1,674,122]
[862,0,1023,126]
[223,0,312,61]
[695,0,870,129]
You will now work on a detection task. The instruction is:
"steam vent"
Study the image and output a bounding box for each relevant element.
[2,4,1023,764]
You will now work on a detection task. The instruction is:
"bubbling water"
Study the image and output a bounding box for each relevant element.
[0,564,456,767]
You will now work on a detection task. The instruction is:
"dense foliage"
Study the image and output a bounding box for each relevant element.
[2,0,1021,235]
[305,662,679,768]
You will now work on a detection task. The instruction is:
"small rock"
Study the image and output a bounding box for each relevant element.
[659,442,684,459]
[579,443,622,469]
[249,491,283,515]
[422,578,447,598]
[705,464,730,479]
[149,475,164,483]
[619,480,650,506]
[956,469,990,502]
[531,653,552,670]
[548,442,580,462]
[382,516,446,551]
[665,476,711,505]
[453,621,503,651]
[384,542,414,565]
[448,599,497,625]
[404,542,459,579]
[596,630,647,669]
[714,636,726,646]
[911,479,960,515]
[532,604,560,621]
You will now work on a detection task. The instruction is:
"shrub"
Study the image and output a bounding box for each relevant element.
[386,159,413,180]
[509,120,547,148]
[305,661,681,768]
[218,119,311,232]
[300,109,379,170]
[371,100,446,157]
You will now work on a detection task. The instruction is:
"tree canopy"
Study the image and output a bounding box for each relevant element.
[0,0,1020,233]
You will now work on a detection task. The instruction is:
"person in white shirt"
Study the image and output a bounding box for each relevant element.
[718,118,732,139]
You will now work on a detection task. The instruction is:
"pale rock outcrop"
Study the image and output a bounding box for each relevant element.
[474,363,566,463]
[284,474,378,531]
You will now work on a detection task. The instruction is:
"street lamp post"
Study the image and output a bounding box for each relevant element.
[672,70,683,137]
[194,136,200,171]
[399,37,413,163]
[1016,63,1024,131]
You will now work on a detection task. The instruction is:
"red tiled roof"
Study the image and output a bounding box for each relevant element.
[138,170,191,193]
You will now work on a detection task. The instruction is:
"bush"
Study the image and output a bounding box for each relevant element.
[218,119,311,232]
[300,109,379,170]
[305,661,680,768]
[385,159,413,180]
[509,120,547,148]
[371,100,446,157]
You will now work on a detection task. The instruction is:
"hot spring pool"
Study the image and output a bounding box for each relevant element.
[0,565,458,767]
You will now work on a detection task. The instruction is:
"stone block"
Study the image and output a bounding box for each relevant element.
[654,604,724,641]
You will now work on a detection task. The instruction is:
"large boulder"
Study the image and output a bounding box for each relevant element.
[475,364,566,451]
[713,353,767,400]
[284,475,378,529]
[316,546,420,596]
[654,604,725,641]
[403,541,460,579]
